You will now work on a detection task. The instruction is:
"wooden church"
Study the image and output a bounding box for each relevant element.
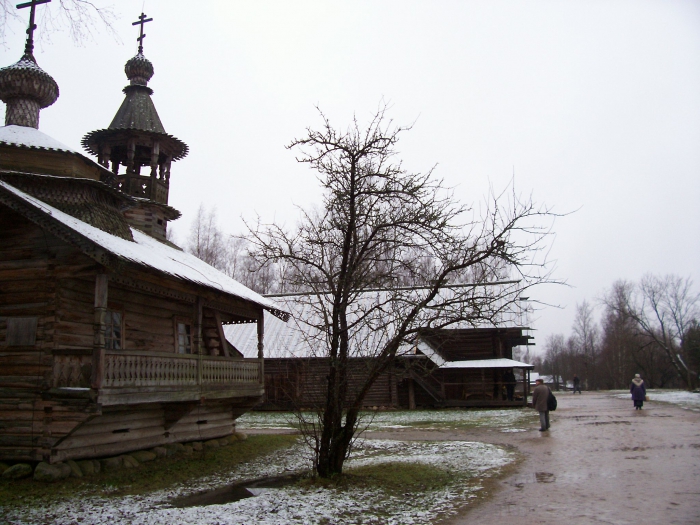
[0,8,286,464]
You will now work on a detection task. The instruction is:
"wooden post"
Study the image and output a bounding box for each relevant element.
[389,368,398,407]
[126,137,136,175]
[91,274,108,389]
[150,140,160,178]
[408,378,416,410]
[257,310,264,384]
[194,298,203,385]
[524,369,530,405]
[213,311,230,358]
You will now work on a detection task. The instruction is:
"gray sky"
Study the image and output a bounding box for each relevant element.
[2,0,699,352]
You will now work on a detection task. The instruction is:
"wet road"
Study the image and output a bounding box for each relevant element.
[368,392,700,525]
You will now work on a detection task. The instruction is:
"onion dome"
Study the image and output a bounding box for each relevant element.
[125,52,154,86]
[0,53,59,129]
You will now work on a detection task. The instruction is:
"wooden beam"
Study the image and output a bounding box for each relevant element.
[194,297,203,385]
[257,309,264,384]
[91,273,108,389]
[213,310,230,358]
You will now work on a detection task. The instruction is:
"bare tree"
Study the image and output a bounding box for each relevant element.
[570,300,600,389]
[599,280,644,388]
[186,205,225,269]
[542,334,567,390]
[607,275,699,390]
[247,106,557,477]
[1,0,116,47]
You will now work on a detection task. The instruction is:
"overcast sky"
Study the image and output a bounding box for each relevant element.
[2,0,699,353]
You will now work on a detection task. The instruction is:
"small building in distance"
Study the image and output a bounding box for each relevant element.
[0,13,286,464]
[225,307,534,410]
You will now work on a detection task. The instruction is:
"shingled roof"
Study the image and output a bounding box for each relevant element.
[0,179,289,321]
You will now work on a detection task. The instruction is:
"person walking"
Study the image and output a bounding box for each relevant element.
[630,373,647,410]
[532,378,551,431]
[572,374,582,394]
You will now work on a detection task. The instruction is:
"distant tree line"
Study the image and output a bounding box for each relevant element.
[533,276,700,391]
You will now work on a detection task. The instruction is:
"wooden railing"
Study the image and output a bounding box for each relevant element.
[103,351,261,388]
[201,358,260,384]
[53,353,91,388]
[53,350,261,389]
[103,351,198,388]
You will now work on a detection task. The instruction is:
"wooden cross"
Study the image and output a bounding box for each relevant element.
[132,12,153,54]
[16,0,51,56]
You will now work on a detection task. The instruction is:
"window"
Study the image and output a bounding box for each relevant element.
[176,322,192,354]
[105,310,123,350]
[3,317,38,346]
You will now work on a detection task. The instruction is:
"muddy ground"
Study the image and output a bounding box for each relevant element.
[365,392,700,525]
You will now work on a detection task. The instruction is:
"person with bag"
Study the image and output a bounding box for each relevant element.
[532,378,553,431]
[630,373,647,410]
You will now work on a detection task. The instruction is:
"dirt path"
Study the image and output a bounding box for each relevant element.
[366,392,700,525]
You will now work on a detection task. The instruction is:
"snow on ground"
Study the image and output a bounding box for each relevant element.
[238,408,534,433]
[612,389,700,412]
[5,439,514,525]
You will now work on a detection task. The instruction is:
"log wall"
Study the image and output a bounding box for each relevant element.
[52,399,257,463]
[0,208,263,462]
[261,358,397,410]
[0,209,101,461]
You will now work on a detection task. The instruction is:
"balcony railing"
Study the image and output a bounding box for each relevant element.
[53,350,261,390]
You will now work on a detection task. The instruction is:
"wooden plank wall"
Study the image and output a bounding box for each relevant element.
[260,358,396,410]
[53,400,255,462]
[0,210,101,461]
[54,277,194,355]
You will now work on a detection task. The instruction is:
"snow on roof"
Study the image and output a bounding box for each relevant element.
[226,297,411,359]
[0,180,286,318]
[0,125,78,153]
[225,310,309,358]
[439,358,534,369]
[226,291,526,360]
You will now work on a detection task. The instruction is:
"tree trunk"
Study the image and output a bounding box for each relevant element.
[317,406,358,477]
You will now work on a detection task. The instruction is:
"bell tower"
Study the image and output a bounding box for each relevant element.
[82,13,187,241]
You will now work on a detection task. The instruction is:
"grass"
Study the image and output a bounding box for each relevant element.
[238,408,536,432]
[295,450,523,523]
[0,434,297,509]
[341,461,460,493]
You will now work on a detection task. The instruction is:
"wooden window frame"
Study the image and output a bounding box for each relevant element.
[104,309,124,350]
[174,316,193,354]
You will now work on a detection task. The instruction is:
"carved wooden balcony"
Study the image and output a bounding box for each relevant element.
[52,350,264,406]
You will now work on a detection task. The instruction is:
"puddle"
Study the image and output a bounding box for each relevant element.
[170,474,301,508]
[535,472,556,483]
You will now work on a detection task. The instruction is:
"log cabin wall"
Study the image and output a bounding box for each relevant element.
[55,276,194,358]
[1,207,262,462]
[260,358,397,410]
[0,209,102,461]
[51,398,259,463]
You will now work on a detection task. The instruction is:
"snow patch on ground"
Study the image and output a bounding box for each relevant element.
[5,439,513,525]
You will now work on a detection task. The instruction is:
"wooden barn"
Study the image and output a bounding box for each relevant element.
[225,310,534,410]
[0,17,286,464]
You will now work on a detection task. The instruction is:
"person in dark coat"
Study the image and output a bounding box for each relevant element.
[572,374,582,394]
[630,373,646,410]
[503,369,516,401]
